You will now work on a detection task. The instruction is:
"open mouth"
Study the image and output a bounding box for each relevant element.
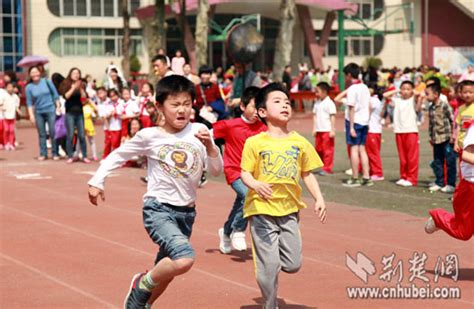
[176,116,185,121]
[281,111,289,116]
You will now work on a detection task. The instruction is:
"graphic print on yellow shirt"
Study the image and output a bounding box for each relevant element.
[241,132,323,218]
[456,103,474,148]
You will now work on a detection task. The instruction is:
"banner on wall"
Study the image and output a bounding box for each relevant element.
[433,47,474,74]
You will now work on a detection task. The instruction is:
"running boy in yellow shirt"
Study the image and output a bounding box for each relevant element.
[241,83,327,309]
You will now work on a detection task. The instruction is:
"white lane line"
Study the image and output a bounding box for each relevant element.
[0,253,117,308]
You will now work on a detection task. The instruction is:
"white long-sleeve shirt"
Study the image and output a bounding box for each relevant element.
[88,123,223,206]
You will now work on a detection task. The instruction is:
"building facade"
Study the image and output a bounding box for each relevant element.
[6,0,474,79]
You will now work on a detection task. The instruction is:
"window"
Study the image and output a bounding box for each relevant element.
[48,28,144,57]
[1,0,23,72]
[47,0,140,17]
[348,0,374,20]
[315,31,384,57]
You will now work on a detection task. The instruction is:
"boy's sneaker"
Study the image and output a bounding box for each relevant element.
[395,179,406,186]
[429,184,442,192]
[370,175,384,181]
[124,273,151,309]
[362,178,374,187]
[424,217,439,234]
[344,168,353,176]
[218,228,232,254]
[441,185,455,194]
[342,178,362,187]
[140,176,148,184]
[230,231,247,251]
[400,180,413,187]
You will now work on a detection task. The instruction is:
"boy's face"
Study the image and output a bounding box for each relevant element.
[97,90,107,101]
[461,85,473,103]
[6,84,14,94]
[425,88,438,102]
[258,91,292,125]
[400,83,414,99]
[315,87,327,99]
[200,72,211,84]
[122,90,131,101]
[240,99,258,123]
[153,60,168,77]
[158,92,193,131]
[109,92,119,102]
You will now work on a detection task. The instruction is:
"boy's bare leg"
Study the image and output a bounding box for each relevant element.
[350,145,360,178]
[359,146,370,179]
[146,257,194,305]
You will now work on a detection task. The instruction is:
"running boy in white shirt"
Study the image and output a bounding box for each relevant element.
[339,63,372,187]
[88,75,223,308]
[312,82,337,175]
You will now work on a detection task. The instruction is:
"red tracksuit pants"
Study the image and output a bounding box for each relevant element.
[429,179,474,241]
[395,133,419,185]
[102,130,122,158]
[315,132,334,173]
[366,133,383,177]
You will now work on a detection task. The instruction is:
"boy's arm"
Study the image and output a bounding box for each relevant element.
[462,145,474,165]
[334,89,348,103]
[88,132,148,204]
[329,114,336,138]
[312,115,318,136]
[349,106,356,137]
[195,127,223,176]
[241,171,273,200]
[301,171,327,223]
[383,89,398,99]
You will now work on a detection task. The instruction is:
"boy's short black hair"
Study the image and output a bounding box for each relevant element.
[151,54,168,65]
[343,63,360,79]
[96,86,106,93]
[255,82,288,111]
[400,80,414,88]
[426,76,441,86]
[241,86,260,107]
[460,80,474,91]
[426,83,441,95]
[316,82,331,94]
[155,75,196,105]
[128,118,143,137]
[107,89,119,97]
[121,87,130,94]
[4,82,13,88]
[198,65,213,76]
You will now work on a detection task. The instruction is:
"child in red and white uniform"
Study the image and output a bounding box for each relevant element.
[138,83,155,128]
[426,121,474,240]
[120,87,140,139]
[101,89,124,158]
[213,86,266,254]
[384,81,422,187]
[366,86,384,181]
[0,83,21,150]
[312,82,336,175]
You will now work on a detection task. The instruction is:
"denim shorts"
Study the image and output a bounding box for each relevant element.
[142,197,197,265]
[345,120,369,145]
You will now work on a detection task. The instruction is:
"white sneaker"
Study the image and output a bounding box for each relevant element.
[441,185,455,193]
[344,168,353,176]
[230,231,247,251]
[429,184,442,192]
[425,217,439,234]
[400,180,413,187]
[396,179,406,186]
[218,228,231,254]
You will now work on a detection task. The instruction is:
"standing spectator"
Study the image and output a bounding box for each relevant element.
[105,66,127,93]
[426,83,456,193]
[26,66,60,161]
[152,54,175,79]
[282,65,292,91]
[0,83,21,150]
[366,86,384,181]
[183,63,201,85]
[458,64,474,82]
[171,50,186,75]
[138,82,155,128]
[59,68,90,164]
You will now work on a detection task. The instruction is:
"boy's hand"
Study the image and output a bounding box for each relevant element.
[454,143,461,153]
[195,128,218,157]
[329,130,336,138]
[314,200,327,223]
[253,181,273,200]
[350,127,357,138]
[312,131,317,137]
[88,186,105,206]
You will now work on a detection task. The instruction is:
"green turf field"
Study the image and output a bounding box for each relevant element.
[211,129,454,218]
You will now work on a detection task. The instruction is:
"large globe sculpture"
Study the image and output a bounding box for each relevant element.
[226,22,264,64]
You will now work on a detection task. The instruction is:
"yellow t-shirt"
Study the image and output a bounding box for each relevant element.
[241,131,323,218]
[456,103,474,148]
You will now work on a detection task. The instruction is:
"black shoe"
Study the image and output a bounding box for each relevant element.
[124,273,151,309]
[140,176,148,184]
[361,178,374,187]
[199,172,208,187]
[342,178,362,187]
